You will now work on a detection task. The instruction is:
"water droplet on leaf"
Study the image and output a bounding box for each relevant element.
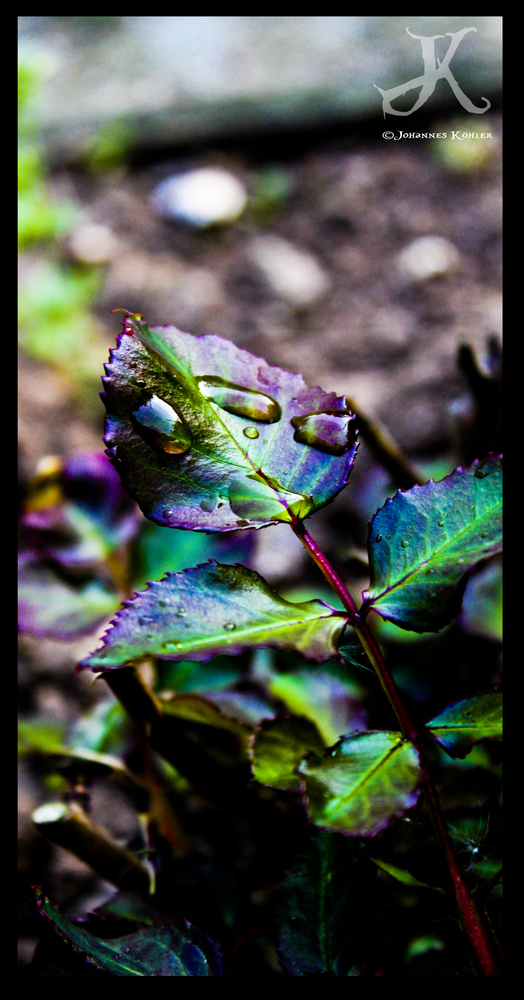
[163,509,173,520]
[132,396,192,455]
[197,377,281,422]
[474,466,488,479]
[375,534,382,542]
[290,410,355,456]
[175,607,186,617]
[243,426,260,439]
[401,539,408,548]
[223,622,236,631]
[438,520,445,527]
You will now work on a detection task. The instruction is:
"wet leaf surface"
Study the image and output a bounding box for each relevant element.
[78,562,348,671]
[102,314,358,531]
[362,456,502,632]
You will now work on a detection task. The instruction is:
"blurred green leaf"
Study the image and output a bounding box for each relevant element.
[277,831,386,976]
[250,715,325,792]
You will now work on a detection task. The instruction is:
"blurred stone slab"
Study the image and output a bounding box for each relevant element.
[19,16,501,164]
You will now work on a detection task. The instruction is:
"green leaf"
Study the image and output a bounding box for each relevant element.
[426,692,502,759]
[131,519,254,591]
[460,556,502,640]
[298,731,421,836]
[362,456,502,632]
[78,562,347,671]
[276,831,387,976]
[250,715,326,791]
[18,717,68,756]
[34,887,222,976]
[267,666,367,746]
[370,858,444,892]
[102,313,357,530]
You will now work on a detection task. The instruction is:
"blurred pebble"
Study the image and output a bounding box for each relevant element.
[397,236,461,280]
[69,222,118,263]
[248,234,330,307]
[152,167,247,227]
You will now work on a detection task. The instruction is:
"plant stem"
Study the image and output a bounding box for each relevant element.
[32,800,152,892]
[291,518,501,976]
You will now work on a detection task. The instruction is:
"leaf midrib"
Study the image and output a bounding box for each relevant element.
[324,737,404,807]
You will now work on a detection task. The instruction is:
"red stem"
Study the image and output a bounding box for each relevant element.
[291,518,501,976]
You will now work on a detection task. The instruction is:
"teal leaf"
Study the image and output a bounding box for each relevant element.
[34,887,221,976]
[78,562,348,671]
[276,831,387,975]
[299,731,421,836]
[426,692,502,759]
[362,456,502,632]
[102,313,357,531]
[250,715,326,792]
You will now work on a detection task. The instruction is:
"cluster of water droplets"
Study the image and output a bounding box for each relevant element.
[290,410,356,457]
[130,375,356,460]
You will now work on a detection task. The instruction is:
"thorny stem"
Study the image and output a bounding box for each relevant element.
[291,518,501,976]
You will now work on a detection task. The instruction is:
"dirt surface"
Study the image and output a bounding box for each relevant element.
[20,115,502,465]
[18,114,502,967]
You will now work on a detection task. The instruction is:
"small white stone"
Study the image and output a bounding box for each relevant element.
[69,223,118,263]
[152,167,247,227]
[32,802,68,824]
[397,236,461,280]
[249,234,330,307]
